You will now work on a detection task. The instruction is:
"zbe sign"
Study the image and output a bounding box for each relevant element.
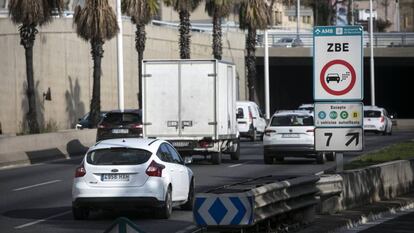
[314,26,363,101]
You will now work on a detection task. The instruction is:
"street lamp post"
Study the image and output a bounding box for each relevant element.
[116,0,125,111]
[369,0,376,106]
[264,30,270,120]
[296,0,300,41]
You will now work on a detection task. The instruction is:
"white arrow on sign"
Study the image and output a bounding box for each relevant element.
[315,127,363,152]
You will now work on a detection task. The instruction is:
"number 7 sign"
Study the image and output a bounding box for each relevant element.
[315,128,363,151]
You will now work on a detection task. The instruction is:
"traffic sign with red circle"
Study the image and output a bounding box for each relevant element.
[314,26,363,101]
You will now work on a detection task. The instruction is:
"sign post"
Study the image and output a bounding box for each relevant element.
[313,26,364,171]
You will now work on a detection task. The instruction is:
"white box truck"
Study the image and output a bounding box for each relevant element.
[142,59,240,164]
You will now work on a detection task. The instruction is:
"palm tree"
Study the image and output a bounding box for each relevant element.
[163,0,202,59]
[122,0,159,109]
[8,0,64,134]
[73,0,119,127]
[205,0,232,60]
[238,0,271,102]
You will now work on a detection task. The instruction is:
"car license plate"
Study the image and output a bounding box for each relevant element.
[101,174,130,182]
[365,125,375,129]
[112,129,129,134]
[282,133,299,138]
[172,141,190,147]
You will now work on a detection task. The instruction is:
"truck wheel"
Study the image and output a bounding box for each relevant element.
[230,140,240,160]
[211,152,222,164]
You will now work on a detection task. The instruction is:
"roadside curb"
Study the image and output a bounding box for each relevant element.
[296,193,414,233]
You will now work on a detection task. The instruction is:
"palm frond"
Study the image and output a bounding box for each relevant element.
[73,0,119,42]
[239,0,270,30]
[122,0,159,24]
[205,0,232,18]
[8,0,64,26]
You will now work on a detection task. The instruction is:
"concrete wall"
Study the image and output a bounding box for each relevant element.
[0,18,246,135]
[0,129,97,167]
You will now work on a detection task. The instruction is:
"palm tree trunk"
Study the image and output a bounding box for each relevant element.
[89,39,104,128]
[246,27,258,103]
[19,24,40,134]
[179,10,191,59]
[212,13,222,60]
[136,23,146,109]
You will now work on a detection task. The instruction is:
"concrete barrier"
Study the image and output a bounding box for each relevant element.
[0,129,96,167]
[317,159,414,214]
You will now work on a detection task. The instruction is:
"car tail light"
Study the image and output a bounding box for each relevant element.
[248,110,253,123]
[131,123,143,129]
[264,129,276,136]
[98,123,108,129]
[380,116,384,123]
[146,160,165,177]
[199,140,212,148]
[75,162,86,178]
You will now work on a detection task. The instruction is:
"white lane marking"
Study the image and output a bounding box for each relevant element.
[228,162,249,168]
[315,171,324,176]
[13,180,62,191]
[14,211,71,229]
[174,225,201,233]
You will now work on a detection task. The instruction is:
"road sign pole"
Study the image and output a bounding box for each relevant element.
[336,153,343,172]
[369,0,376,106]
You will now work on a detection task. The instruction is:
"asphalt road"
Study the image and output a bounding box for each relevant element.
[0,131,413,233]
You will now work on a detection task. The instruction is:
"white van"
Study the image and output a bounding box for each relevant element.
[236,101,267,141]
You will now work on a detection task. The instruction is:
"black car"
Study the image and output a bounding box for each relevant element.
[96,109,143,141]
[76,112,108,129]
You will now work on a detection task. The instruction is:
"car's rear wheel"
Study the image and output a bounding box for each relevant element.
[181,180,194,210]
[72,205,89,220]
[158,187,172,219]
[251,129,257,142]
[316,152,326,164]
[263,151,273,164]
[326,152,335,161]
[275,154,284,163]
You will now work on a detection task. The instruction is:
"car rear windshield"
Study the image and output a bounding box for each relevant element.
[364,110,381,118]
[103,113,142,124]
[270,115,314,126]
[87,148,151,165]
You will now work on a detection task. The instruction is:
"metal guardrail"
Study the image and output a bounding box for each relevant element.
[256,32,414,48]
[193,175,320,230]
[316,174,343,214]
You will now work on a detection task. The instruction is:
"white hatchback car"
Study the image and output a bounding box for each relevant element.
[363,106,393,135]
[263,110,327,164]
[72,138,194,220]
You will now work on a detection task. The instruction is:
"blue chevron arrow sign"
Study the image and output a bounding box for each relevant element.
[193,195,253,226]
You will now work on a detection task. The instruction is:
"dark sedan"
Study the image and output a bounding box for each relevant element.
[96,109,143,141]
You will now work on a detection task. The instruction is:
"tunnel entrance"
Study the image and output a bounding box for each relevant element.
[256,57,413,118]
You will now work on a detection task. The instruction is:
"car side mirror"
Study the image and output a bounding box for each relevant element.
[78,118,82,121]
[184,156,193,165]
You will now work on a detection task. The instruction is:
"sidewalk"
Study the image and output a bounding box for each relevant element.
[296,192,414,233]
